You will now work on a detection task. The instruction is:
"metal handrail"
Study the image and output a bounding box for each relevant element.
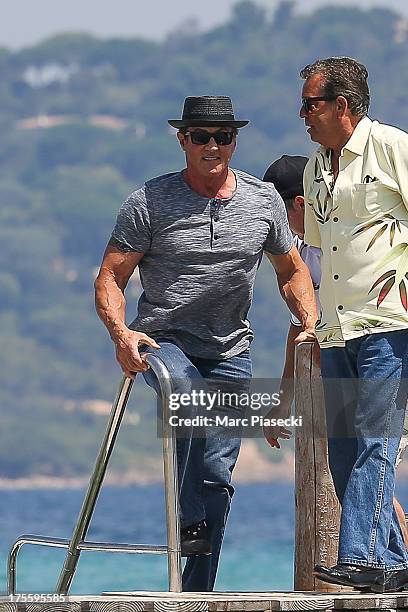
[54,374,134,594]
[8,535,71,594]
[7,354,182,595]
[146,355,181,591]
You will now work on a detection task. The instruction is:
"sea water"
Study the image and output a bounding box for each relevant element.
[0,483,294,594]
[2,480,408,595]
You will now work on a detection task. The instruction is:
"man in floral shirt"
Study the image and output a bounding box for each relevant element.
[300,56,408,593]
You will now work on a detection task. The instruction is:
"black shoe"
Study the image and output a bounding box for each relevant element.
[314,563,385,589]
[370,568,408,593]
[181,520,212,556]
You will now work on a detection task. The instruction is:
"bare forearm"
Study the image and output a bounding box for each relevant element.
[264,323,299,448]
[94,246,143,344]
[266,248,317,332]
[275,323,298,414]
[279,267,317,330]
[94,247,157,375]
[94,271,129,344]
[281,322,298,384]
[282,324,298,378]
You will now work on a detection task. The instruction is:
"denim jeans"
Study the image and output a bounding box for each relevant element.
[320,330,408,570]
[142,339,252,591]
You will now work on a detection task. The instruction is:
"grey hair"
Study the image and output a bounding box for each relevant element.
[300,57,370,117]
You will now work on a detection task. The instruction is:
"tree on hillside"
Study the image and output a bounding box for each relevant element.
[2,1,408,477]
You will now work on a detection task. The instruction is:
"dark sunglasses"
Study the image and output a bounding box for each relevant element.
[185,130,235,145]
[301,96,337,113]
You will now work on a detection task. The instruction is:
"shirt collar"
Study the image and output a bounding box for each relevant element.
[316,115,372,159]
[341,115,372,156]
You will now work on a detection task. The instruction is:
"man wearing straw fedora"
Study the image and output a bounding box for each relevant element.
[95,95,317,590]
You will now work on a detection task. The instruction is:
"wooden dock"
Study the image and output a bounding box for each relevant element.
[1,591,408,612]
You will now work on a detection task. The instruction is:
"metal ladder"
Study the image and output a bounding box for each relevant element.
[7,353,182,595]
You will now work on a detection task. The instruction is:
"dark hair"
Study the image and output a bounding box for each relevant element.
[284,197,295,210]
[300,57,370,116]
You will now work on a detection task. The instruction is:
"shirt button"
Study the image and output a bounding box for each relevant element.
[332,246,338,251]
[338,305,344,311]
[333,217,339,222]
[334,274,339,280]
[214,235,219,240]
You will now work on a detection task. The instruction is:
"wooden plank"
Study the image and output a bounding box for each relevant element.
[0,604,17,612]
[1,592,408,612]
[0,604,83,612]
[153,600,208,612]
[219,602,270,612]
[90,603,145,612]
[333,592,408,609]
[101,594,285,601]
[310,350,343,595]
[295,343,317,592]
[294,343,344,593]
[276,598,334,612]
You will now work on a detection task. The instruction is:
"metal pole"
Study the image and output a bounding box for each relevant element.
[55,375,134,594]
[143,354,182,592]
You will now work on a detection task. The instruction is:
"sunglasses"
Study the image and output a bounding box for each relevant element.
[185,130,235,146]
[301,96,337,113]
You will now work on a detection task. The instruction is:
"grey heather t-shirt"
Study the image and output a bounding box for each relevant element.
[110,169,293,359]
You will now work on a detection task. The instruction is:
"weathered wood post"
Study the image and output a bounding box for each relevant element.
[294,341,346,592]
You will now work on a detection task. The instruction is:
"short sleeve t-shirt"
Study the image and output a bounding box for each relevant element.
[111,169,293,359]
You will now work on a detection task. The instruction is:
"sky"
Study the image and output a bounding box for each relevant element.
[2,0,408,50]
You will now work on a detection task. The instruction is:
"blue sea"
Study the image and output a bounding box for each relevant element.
[1,480,408,595]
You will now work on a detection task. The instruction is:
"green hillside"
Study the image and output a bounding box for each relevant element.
[0,1,406,479]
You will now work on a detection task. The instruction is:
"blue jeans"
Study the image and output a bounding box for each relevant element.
[320,330,408,570]
[142,340,252,591]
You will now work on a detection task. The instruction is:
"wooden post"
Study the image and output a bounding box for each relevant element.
[294,342,347,592]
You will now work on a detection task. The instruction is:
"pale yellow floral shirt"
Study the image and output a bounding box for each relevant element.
[304,116,408,348]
